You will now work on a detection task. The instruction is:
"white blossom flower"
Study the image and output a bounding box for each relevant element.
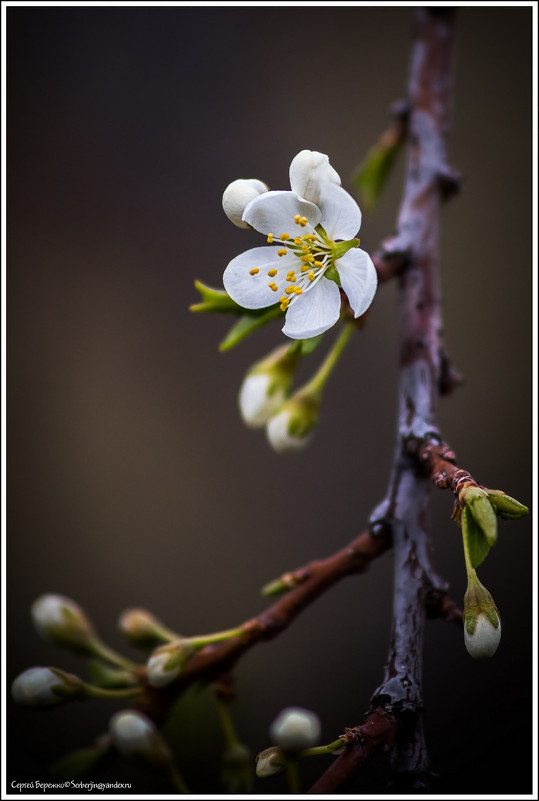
[223,158,377,340]
[222,179,268,228]
[269,706,321,753]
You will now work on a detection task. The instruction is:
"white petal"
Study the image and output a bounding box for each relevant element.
[266,409,308,453]
[282,278,341,339]
[335,248,378,318]
[223,246,296,309]
[317,182,362,241]
[239,374,286,428]
[222,179,268,228]
[242,191,321,236]
[289,150,341,205]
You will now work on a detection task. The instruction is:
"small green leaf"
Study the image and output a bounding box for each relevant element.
[353,136,402,212]
[486,489,529,520]
[462,505,491,569]
[190,281,243,314]
[219,306,282,351]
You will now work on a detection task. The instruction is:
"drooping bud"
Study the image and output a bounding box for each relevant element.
[146,639,196,688]
[255,746,286,778]
[222,179,268,229]
[11,666,84,707]
[109,710,171,766]
[221,743,254,792]
[266,388,320,453]
[289,150,341,205]
[118,608,176,649]
[239,344,300,428]
[463,572,502,659]
[31,594,96,654]
[270,706,322,754]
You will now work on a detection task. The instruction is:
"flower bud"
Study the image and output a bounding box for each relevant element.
[222,179,268,228]
[255,746,286,778]
[146,639,196,687]
[118,608,175,649]
[109,710,171,766]
[463,573,502,659]
[269,706,322,754]
[289,150,341,205]
[266,389,320,453]
[11,666,83,707]
[239,344,299,428]
[31,594,95,653]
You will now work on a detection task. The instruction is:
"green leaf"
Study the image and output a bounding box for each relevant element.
[462,505,491,569]
[219,306,282,351]
[190,281,243,314]
[353,138,401,213]
[486,489,529,520]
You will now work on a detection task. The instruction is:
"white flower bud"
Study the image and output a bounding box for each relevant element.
[109,710,171,766]
[11,667,81,707]
[270,706,321,754]
[118,608,173,648]
[31,594,95,652]
[239,344,298,428]
[146,639,196,687]
[464,612,502,659]
[255,746,286,778]
[289,150,341,205]
[266,389,320,454]
[222,178,268,228]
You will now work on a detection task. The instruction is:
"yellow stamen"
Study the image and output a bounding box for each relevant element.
[277,249,287,257]
[294,287,303,295]
[314,260,324,268]
[301,245,310,253]
[268,282,278,291]
[280,295,288,303]
[280,301,289,311]
[267,269,278,277]
[300,265,310,272]
[294,214,301,224]
[267,233,274,243]
[287,274,296,282]
[285,286,295,295]
[280,233,290,241]
[308,270,315,281]
[294,237,303,246]
[299,217,308,227]
[249,268,259,275]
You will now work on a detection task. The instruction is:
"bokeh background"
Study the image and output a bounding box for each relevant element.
[7,5,533,796]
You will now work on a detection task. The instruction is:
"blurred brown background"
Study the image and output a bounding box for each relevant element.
[7,5,532,795]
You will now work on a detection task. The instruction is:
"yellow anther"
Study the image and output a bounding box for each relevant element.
[299,217,308,227]
[285,286,295,295]
[294,287,303,295]
[268,282,278,291]
[303,234,316,241]
[280,233,290,241]
[301,253,314,263]
[280,301,289,311]
[267,233,274,243]
[294,238,303,246]
[294,214,301,224]
[277,249,287,257]
[280,295,288,303]
[301,245,310,253]
[314,260,324,268]
[308,270,315,281]
[249,268,260,275]
[267,269,278,277]
[300,265,310,272]
[287,274,296,282]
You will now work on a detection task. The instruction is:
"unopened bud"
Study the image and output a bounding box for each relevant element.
[289,150,341,205]
[270,706,321,754]
[266,388,320,453]
[463,573,501,659]
[223,179,268,228]
[118,608,175,649]
[239,344,299,428]
[31,594,95,653]
[146,639,196,687]
[461,486,498,546]
[255,746,286,778]
[11,666,83,707]
[109,710,171,766]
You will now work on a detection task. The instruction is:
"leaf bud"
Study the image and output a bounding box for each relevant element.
[222,179,268,229]
[289,150,341,205]
[239,344,300,428]
[266,388,320,453]
[485,488,529,520]
[11,666,84,707]
[109,710,171,766]
[31,594,96,653]
[255,746,286,778]
[146,639,196,687]
[269,706,322,754]
[460,486,498,546]
[463,573,502,659]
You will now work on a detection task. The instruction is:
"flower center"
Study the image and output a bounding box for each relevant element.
[248,214,336,312]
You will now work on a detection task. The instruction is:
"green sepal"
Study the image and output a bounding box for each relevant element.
[299,334,324,356]
[486,489,529,520]
[88,660,137,689]
[190,281,243,314]
[462,505,491,569]
[353,136,402,213]
[219,306,282,351]
[50,742,113,780]
[332,239,359,260]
